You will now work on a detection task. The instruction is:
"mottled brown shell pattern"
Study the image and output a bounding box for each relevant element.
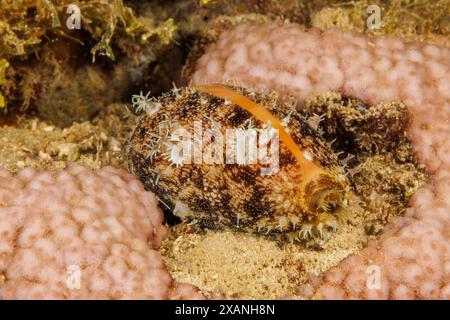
[128,86,352,243]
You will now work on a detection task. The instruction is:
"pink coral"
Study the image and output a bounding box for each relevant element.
[192,23,450,172]
[193,23,450,299]
[304,172,450,300]
[0,164,203,300]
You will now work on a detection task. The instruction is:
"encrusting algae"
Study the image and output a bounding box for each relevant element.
[311,0,450,47]
[0,103,135,171]
[128,85,427,250]
[0,0,176,121]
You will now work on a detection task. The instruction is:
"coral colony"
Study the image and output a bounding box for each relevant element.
[192,23,449,299]
[0,164,203,299]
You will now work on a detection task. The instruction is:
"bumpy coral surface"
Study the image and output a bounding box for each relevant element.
[302,164,449,299]
[0,163,203,299]
[303,182,450,299]
[192,23,450,171]
[193,23,450,299]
